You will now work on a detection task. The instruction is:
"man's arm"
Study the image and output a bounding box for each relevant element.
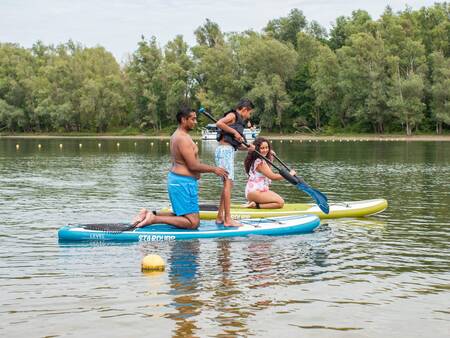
[178,137,227,176]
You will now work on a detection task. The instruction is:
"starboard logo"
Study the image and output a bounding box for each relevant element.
[138,235,176,242]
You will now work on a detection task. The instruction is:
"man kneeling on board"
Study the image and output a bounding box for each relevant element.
[132,107,228,229]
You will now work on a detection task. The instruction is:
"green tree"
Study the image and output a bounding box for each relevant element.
[194,19,225,48]
[430,51,450,133]
[329,10,373,50]
[249,73,290,131]
[264,9,307,48]
[310,45,339,130]
[125,36,163,130]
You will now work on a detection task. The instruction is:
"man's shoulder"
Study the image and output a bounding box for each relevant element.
[171,130,193,144]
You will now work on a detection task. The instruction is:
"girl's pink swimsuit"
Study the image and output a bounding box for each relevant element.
[245,158,272,199]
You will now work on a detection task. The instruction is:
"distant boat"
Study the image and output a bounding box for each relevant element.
[201,124,261,141]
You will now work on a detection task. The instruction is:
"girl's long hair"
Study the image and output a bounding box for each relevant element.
[244,137,273,175]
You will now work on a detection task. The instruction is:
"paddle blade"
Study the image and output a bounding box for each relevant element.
[294,176,328,202]
[296,183,330,214]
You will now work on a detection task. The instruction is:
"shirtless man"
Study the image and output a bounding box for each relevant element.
[132,107,228,229]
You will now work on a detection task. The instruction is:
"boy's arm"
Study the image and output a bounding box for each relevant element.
[216,113,239,138]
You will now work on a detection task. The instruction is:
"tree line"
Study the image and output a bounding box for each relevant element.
[0,3,449,135]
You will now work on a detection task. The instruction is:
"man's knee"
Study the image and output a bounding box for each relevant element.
[184,214,200,229]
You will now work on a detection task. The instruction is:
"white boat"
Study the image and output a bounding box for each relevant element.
[201,124,261,141]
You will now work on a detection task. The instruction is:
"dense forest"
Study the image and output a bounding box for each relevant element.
[0,4,449,135]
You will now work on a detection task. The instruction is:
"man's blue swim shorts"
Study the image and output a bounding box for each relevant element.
[167,171,200,216]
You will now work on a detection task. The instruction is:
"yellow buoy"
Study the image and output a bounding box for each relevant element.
[38,144,42,149]
[98,143,102,148]
[16,144,20,150]
[134,142,137,146]
[116,142,120,147]
[150,142,154,146]
[79,143,82,148]
[141,254,165,272]
[59,144,63,149]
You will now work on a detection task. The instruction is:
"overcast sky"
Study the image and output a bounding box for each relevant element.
[0,0,438,62]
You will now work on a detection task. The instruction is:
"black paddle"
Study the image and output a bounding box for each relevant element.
[198,108,330,214]
[76,222,138,233]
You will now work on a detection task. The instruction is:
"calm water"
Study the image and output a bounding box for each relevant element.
[0,138,449,338]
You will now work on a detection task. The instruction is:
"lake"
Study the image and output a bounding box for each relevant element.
[0,138,449,337]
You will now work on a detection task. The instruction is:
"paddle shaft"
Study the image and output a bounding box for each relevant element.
[270,152,307,185]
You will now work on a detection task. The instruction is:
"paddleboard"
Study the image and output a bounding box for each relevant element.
[58,215,320,242]
[163,198,387,220]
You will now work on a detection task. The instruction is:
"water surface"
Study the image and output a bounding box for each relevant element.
[1,138,449,337]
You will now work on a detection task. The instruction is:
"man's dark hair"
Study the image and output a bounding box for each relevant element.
[236,98,254,111]
[176,107,194,124]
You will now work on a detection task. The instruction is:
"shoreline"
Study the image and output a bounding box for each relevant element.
[1,133,450,141]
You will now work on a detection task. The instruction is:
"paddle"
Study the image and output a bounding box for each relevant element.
[270,152,329,213]
[75,222,138,233]
[198,108,330,214]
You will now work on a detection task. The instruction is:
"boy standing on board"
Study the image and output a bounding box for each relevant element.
[215,98,255,226]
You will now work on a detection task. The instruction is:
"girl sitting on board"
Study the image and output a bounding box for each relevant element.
[243,137,296,209]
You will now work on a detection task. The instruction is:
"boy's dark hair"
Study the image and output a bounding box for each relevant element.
[235,98,254,111]
[176,107,194,123]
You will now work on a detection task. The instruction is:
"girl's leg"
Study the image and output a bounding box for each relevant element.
[247,190,285,209]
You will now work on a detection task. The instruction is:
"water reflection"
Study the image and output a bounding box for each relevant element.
[166,240,201,338]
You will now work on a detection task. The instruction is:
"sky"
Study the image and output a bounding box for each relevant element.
[0,0,438,62]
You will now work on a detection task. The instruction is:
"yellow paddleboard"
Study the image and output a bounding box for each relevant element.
[163,199,388,220]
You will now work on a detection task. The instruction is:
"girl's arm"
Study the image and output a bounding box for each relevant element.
[257,160,296,180]
[256,161,283,180]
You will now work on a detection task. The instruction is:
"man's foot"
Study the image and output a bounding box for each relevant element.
[215,218,224,225]
[136,212,155,228]
[242,201,256,208]
[223,219,243,227]
[132,208,148,225]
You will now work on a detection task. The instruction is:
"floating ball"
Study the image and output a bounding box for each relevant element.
[141,254,165,272]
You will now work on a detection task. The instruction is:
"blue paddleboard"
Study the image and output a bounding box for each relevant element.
[58,215,320,242]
